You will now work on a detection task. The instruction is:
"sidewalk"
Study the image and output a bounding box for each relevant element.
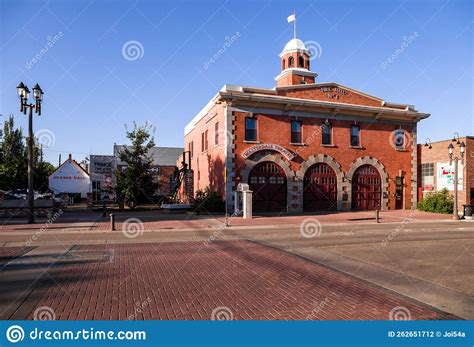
[0,210,455,233]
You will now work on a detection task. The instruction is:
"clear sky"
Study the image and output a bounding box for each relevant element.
[0,0,472,165]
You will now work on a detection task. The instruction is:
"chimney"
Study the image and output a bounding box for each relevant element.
[68,153,72,160]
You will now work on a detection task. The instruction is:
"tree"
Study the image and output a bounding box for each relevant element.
[35,161,56,193]
[115,122,158,208]
[0,115,55,192]
[0,115,27,190]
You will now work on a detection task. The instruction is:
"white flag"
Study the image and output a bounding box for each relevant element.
[287,13,296,23]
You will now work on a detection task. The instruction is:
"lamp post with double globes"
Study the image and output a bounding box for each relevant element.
[448,140,466,220]
[16,82,44,224]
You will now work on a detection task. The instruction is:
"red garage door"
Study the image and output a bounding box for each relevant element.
[249,161,287,212]
[303,163,337,211]
[352,164,381,210]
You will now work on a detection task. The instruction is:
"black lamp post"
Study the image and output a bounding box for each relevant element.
[448,140,465,220]
[16,82,44,224]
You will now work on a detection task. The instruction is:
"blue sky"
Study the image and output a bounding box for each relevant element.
[0,0,472,164]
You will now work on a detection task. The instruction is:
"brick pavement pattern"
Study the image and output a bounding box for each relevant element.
[24,241,455,320]
[0,246,34,267]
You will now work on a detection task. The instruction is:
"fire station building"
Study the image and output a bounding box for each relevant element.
[183,37,430,213]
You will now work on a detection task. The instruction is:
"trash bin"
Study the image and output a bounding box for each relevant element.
[463,204,473,220]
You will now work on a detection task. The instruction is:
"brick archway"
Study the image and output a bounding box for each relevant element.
[240,152,295,212]
[296,154,345,211]
[346,156,389,210]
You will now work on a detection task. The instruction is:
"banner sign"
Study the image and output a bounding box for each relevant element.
[242,143,296,160]
[436,162,463,191]
[0,321,471,347]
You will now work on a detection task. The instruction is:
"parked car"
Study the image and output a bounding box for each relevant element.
[4,189,61,202]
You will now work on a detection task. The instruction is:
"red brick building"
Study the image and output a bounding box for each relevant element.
[183,37,430,213]
[418,136,474,215]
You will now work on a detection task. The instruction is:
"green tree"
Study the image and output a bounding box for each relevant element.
[115,122,158,208]
[0,115,55,192]
[0,115,27,190]
[35,161,56,193]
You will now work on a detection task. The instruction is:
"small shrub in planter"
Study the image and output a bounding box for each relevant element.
[417,188,453,214]
[192,187,225,214]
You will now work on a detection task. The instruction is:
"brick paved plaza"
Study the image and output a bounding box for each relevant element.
[6,241,455,320]
[0,210,471,321]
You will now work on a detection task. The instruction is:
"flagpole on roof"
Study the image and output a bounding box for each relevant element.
[293,10,296,39]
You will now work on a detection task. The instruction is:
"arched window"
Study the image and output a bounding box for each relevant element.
[288,56,294,67]
[298,56,304,68]
[282,59,285,70]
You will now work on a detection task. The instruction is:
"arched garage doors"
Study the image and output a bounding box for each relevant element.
[351,164,381,210]
[303,163,337,211]
[248,161,287,212]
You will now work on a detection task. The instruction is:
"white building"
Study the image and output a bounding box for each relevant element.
[49,154,90,198]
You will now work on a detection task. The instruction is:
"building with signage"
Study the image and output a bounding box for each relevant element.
[182,35,431,213]
[49,154,90,198]
[89,155,116,201]
[418,136,474,214]
[113,145,183,196]
[87,146,183,203]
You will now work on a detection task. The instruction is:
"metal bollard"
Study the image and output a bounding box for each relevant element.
[375,209,380,223]
[110,213,116,231]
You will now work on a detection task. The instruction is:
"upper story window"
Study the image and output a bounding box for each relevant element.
[201,130,208,152]
[322,122,332,145]
[350,125,360,147]
[189,141,194,158]
[215,122,219,145]
[291,120,302,144]
[288,56,294,67]
[298,56,304,68]
[394,129,405,150]
[245,117,257,141]
[421,163,434,188]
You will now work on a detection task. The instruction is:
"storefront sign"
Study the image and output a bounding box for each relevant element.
[241,144,296,160]
[436,162,463,191]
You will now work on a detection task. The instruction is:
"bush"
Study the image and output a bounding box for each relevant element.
[417,188,453,214]
[192,187,225,213]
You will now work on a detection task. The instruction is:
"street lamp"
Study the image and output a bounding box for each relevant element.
[424,138,432,149]
[448,140,465,220]
[16,81,44,224]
